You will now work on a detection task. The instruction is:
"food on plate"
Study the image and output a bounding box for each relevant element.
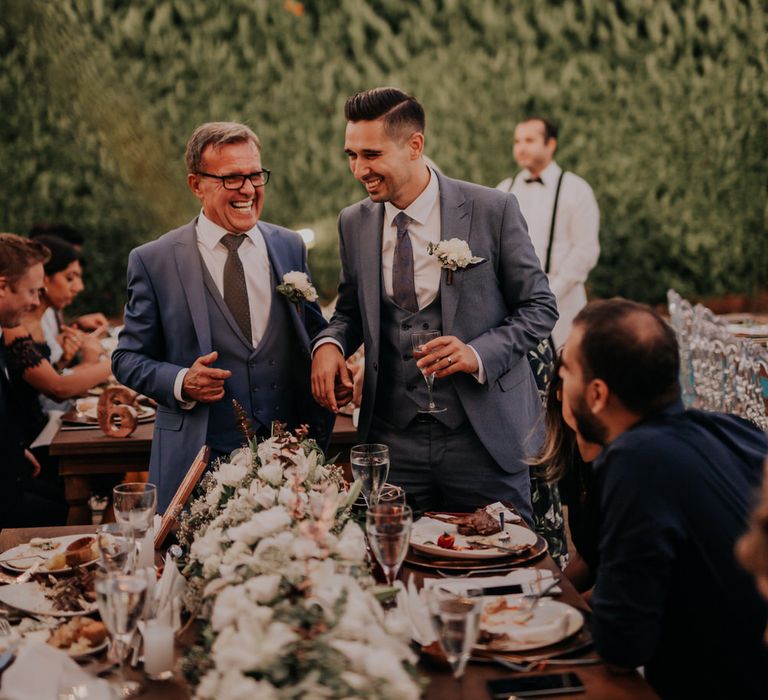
[437,532,456,550]
[45,537,98,570]
[447,508,502,537]
[29,538,57,551]
[48,618,107,654]
[45,566,97,612]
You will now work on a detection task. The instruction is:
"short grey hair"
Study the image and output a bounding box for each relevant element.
[184,122,261,173]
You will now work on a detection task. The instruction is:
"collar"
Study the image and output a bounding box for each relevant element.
[521,160,561,187]
[384,167,439,227]
[196,210,261,251]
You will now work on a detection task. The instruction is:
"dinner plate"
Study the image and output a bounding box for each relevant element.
[62,404,155,425]
[477,598,584,652]
[0,582,97,618]
[0,535,98,573]
[405,534,547,571]
[82,405,155,422]
[410,517,537,559]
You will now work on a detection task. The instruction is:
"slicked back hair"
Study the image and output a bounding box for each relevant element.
[0,233,50,284]
[573,298,681,417]
[344,87,425,142]
[521,116,559,142]
[185,122,261,173]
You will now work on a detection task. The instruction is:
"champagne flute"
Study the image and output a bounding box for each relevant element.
[350,444,390,506]
[96,523,134,573]
[365,504,412,585]
[427,586,483,692]
[411,330,447,414]
[95,571,148,698]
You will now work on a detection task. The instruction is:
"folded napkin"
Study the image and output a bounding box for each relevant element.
[149,553,185,629]
[393,575,436,646]
[424,569,561,597]
[1,642,111,700]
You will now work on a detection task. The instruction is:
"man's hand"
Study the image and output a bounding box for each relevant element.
[415,335,479,379]
[311,344,352,413]
[24,449,41,477]
[182,351,232,403]
[75,313,109,331]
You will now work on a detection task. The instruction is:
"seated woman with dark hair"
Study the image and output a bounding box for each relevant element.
[530,355,602,594]
[3,235,111,449]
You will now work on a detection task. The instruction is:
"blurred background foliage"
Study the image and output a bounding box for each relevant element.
[1,0,766,314]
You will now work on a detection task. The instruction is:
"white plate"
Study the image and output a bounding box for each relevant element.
[478,598,583,651]
[82,405,155,422]
[0,582,97,618]
[410,517,537,559]
[0,535,98,573]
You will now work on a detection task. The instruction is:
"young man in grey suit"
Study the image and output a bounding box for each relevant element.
[312,88,557,520]
[113,122,333,512]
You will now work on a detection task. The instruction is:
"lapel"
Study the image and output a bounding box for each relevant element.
[436,173,473,335]
[173,221,212,354]
[356,200,384,351]
[260,223,311,352]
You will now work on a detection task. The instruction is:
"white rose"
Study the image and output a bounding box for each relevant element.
[333,520,367,563]
[283,270,311,291]
[196,669,222,699]
[205,484,223,507]
[248,482,277,509]
[226,506,292,545]
[228,447,253,470]
[212,627,262,674]
[216,461,248,487]
[256,439,280,465]
[291,536,323,560]
[202,554,222,578]
[190,526,223,562]
[217,670,278,700]
[257,621,299,666]
[211,587,273,631]
[258,460,284,487]
[244,574,281,603]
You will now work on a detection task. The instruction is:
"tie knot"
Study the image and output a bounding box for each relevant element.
[393,212,412,236]
[221,233,246,252]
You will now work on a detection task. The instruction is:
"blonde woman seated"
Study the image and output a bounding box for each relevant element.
[3,235,111,448]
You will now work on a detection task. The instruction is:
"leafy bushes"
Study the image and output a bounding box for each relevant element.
[1,0,765,314]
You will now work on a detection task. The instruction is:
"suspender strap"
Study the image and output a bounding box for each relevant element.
[544,171,565,274]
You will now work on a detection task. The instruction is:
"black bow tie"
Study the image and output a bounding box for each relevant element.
[525,176,544,184]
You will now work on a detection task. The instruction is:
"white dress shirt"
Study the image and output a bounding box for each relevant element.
[173,211,274,404]
[497,160,600,347]
[41,307,63,365]
[317,167,485,382]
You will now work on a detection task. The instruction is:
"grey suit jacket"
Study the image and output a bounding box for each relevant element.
[316,172,558,474]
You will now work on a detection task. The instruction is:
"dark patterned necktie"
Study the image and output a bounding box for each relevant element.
[220,234,252,341]
[392,212,419,313]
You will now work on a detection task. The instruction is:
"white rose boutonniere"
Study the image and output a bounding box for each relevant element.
[276,271,318,304]
[427,238,485,284]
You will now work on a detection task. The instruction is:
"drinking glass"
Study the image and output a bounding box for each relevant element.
[427,586,483,683]
[112,483,157,539]
[377,483,406,506]
[350,444,390,506]
[411,330,447,414]
[365,504,412,585]
[96,523,134,574]
[95,571,148,698]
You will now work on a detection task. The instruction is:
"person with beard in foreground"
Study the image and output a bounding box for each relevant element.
[558,298,768,698]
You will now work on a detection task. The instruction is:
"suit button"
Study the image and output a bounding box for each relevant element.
[402,353,411,360]
[372,362,378,371]
[422,322,429,329]
[269,360,276,366]
[402,323,411,330]
[256,408,263,413]
[274,406,280,411]
[271,382,278,390]
[249,360,257,367]
[406,384,416,391]
[252,386,260,393]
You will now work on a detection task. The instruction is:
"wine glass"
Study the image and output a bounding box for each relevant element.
[112,483,157,538]
[411,330,447,414]
[365,504,412,585]
[427,586,483,690]
[95,571,148,698]
[350,444,390,506]
[96,523,134,574]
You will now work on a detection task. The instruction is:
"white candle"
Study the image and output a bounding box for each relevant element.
[142,620,175,679]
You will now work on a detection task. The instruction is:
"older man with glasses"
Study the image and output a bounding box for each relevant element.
[113,122,333,512]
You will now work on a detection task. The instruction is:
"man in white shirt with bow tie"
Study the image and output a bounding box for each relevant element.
[497,117,600,349]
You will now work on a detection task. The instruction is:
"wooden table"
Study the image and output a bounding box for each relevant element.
[0,526,657,699]
[51,415,358,525]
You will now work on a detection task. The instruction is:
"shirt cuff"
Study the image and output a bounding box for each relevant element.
[467,345,486,384]
[174,368,197,410]
[312,337,345,357]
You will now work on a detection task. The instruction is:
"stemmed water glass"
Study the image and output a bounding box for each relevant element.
[427,586,483,696]
[365,504,412,586]
[350,444,390,506]
[113,483,157,568]
[96,523,134,574]
[95,571,148,698]
[411,330,447,414]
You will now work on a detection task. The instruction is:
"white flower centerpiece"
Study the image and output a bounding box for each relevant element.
[178,417,422,700]
[276,270,319,304]
[426,238,485,284]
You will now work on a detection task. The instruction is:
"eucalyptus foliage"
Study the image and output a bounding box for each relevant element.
[1,0,765,313]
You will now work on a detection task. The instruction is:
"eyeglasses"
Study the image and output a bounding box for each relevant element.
[196,169,271,190]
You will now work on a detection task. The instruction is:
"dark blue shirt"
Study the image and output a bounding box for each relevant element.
[591,401,768,699]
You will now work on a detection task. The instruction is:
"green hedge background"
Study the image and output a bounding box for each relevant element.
[1,0,766,315]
